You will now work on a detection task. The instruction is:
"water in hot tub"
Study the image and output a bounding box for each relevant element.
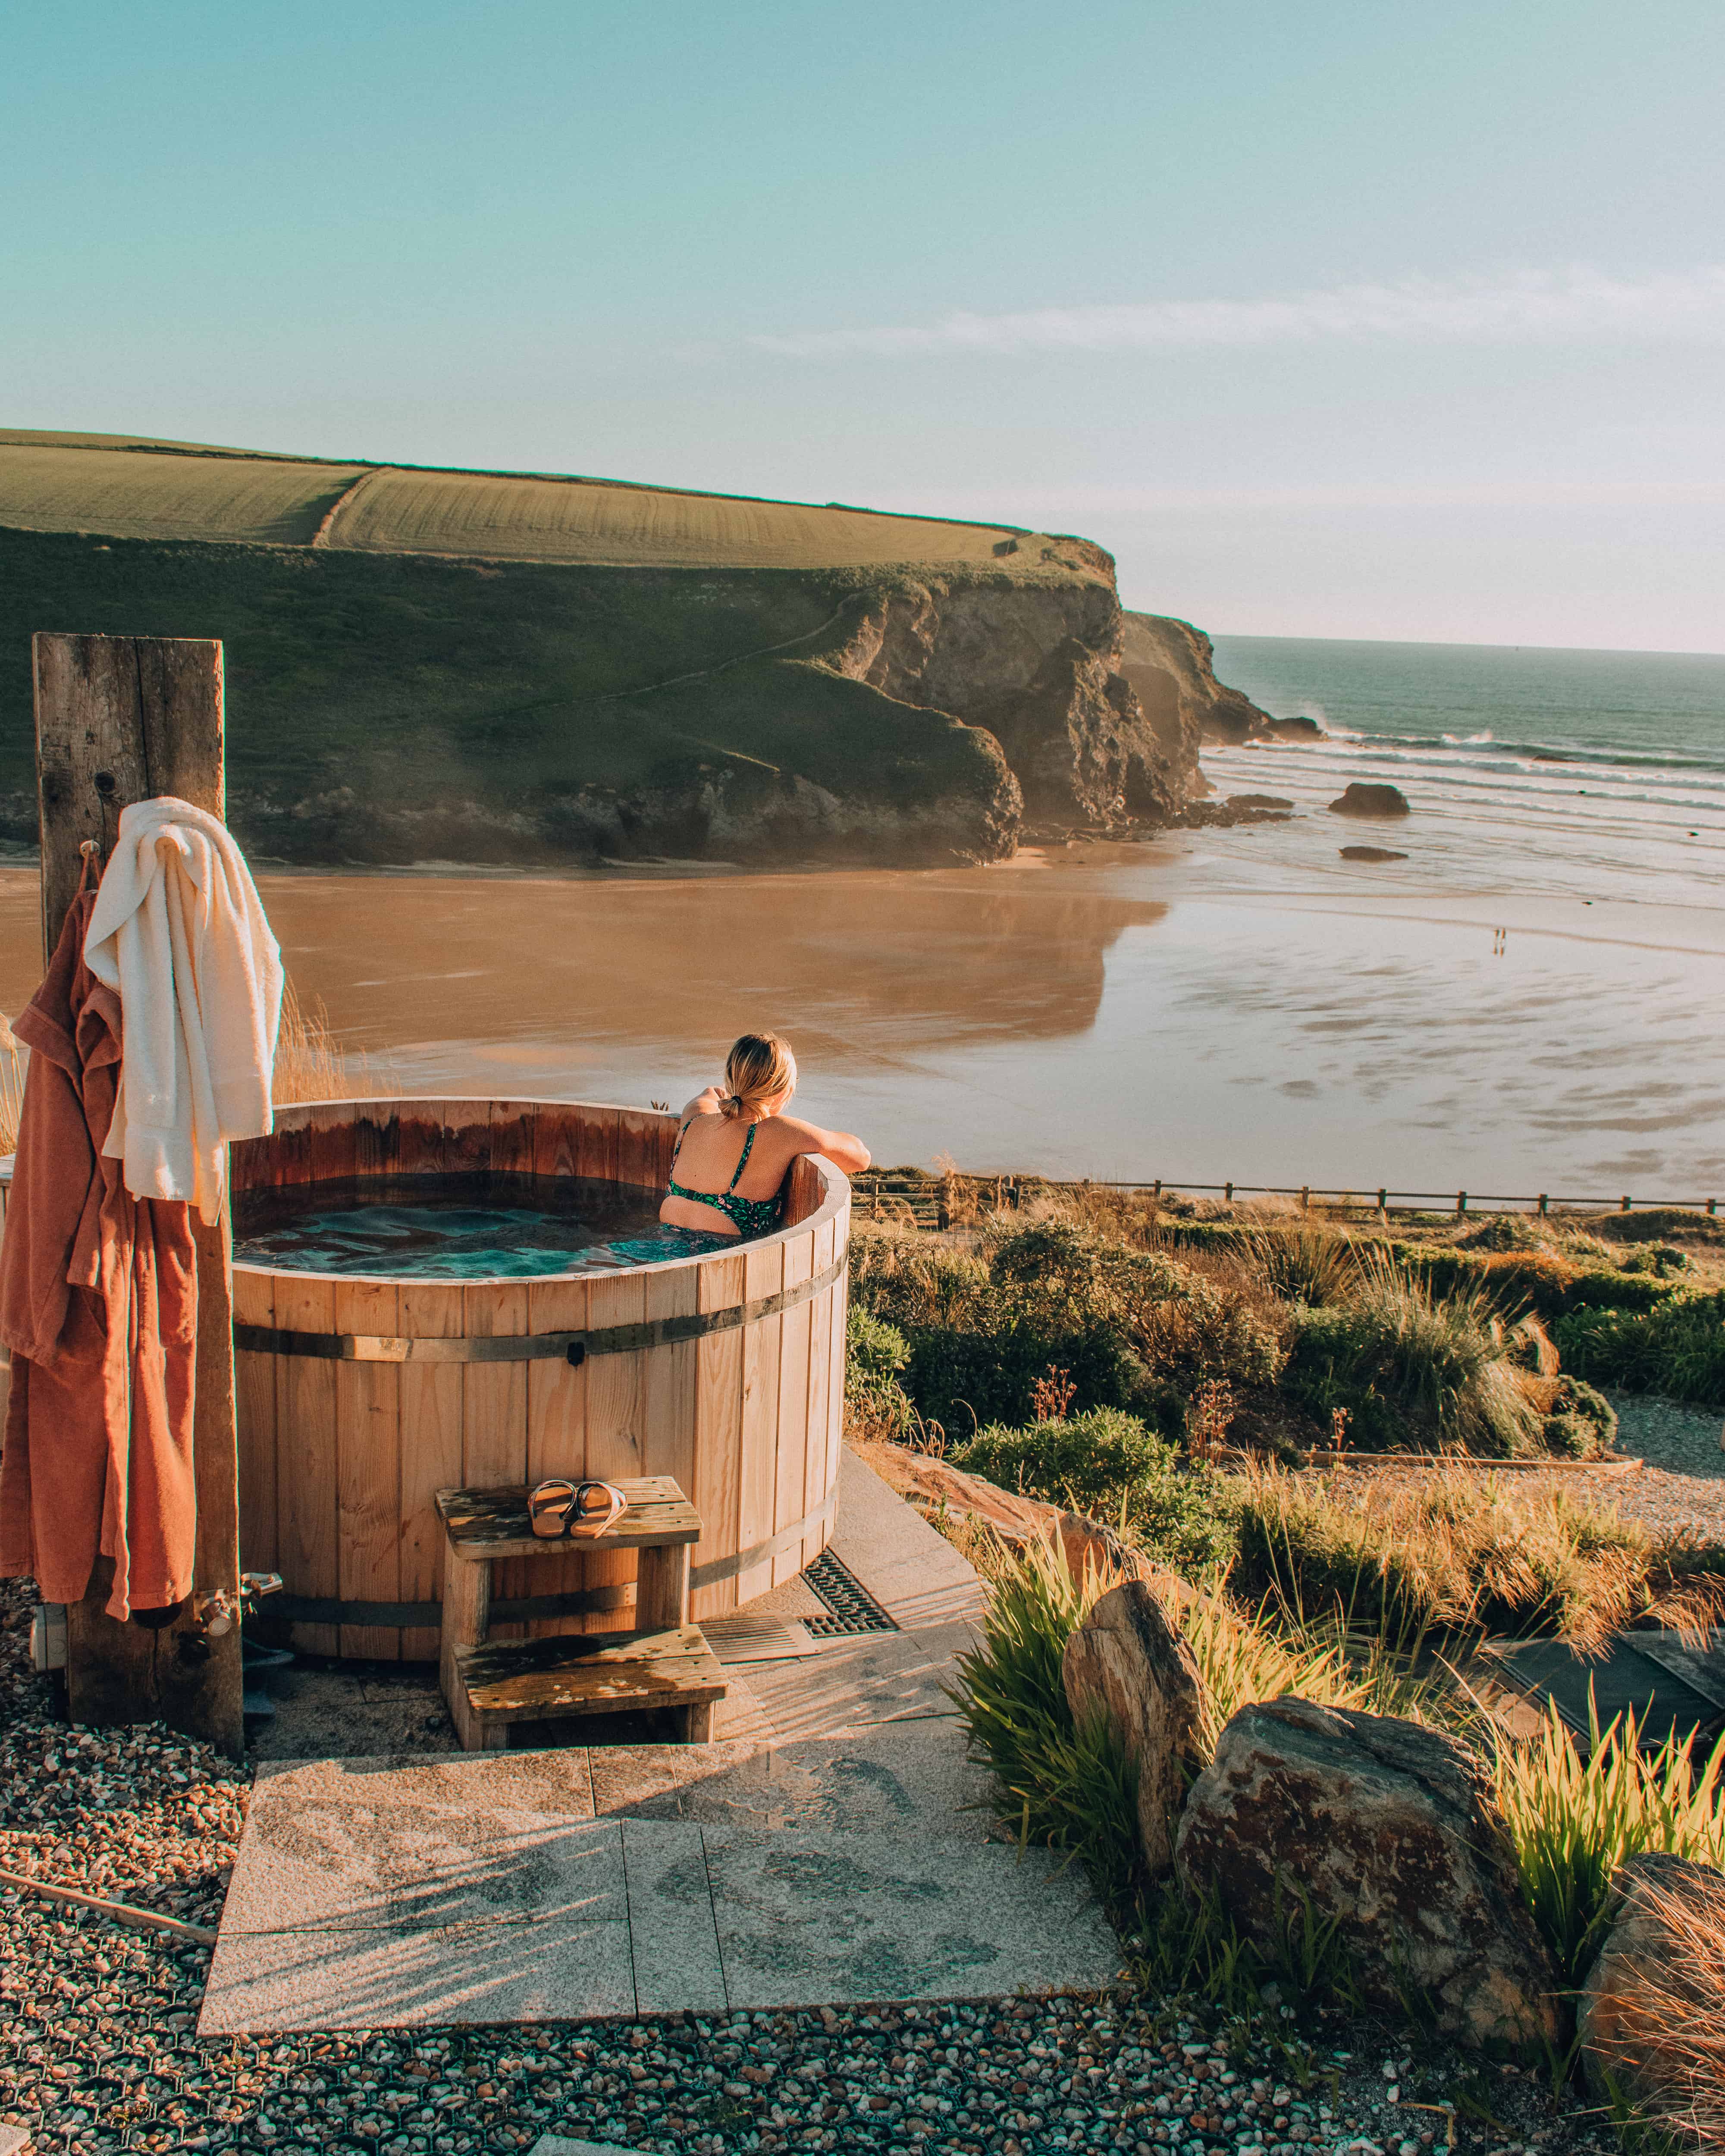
[232,1173,743,1279]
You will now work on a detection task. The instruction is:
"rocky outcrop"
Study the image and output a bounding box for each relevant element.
[1329,782,1410,818]
[1339,845,1408,862]
[1579,1852,1725,2129]
[831,578,1185,826]
[1063,1581,1202,1877]
[1174,1699,1560,2046]
[1122,614,1300,758]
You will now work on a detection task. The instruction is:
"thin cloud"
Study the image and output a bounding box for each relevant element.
[753,267,1725,359]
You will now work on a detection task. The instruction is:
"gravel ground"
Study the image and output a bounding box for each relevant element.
[1604,1394,1725,1540]
[0,1582,1623,2156]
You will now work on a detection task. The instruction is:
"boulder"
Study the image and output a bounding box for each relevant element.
[1266,714,1324,739]
[1578,1851,1725,2125]
[1328,782,1410,818]
[1339,845,1408,862]
[1062,1580,1202,1876]
[1226,793,1294,812]
[1173,1698,1559,2045]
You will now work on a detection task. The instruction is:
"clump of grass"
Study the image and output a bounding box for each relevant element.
[1243,1223,1356,1307]
[1232,1462,1725,1651]
[948,1531,1143,1910]
[1288,1250,1544,1456]
[272,978,397,1105]
[0,1010,23,1155]
[950,1407,1239,1576]
[1492,1694,1725,1984]
[1583,1861,1725,2148]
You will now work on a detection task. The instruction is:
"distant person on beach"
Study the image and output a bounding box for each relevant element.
[661,1031,869,1241]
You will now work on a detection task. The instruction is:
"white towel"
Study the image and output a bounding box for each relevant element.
[83,797,284,1223]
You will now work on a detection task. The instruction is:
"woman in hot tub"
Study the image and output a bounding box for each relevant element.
[661,1031,870,1242]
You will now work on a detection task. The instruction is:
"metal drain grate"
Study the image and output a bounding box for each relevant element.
[803,1550,900,1636]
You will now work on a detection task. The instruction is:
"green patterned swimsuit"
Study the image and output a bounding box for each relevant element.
[664,1117,784,1240]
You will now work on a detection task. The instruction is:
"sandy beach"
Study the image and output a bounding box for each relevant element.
[1,821,1716,1196]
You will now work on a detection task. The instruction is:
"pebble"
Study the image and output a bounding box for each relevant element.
[0,1579,1624,2155]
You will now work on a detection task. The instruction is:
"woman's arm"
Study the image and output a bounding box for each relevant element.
[779,1113,871,1175]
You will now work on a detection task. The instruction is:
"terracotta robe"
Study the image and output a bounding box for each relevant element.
[0,887,198,1619]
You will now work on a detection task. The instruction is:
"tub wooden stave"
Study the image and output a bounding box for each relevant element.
[232,1097,848,1658]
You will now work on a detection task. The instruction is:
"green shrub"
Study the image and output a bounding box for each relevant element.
[844,1307,916,1441]
[856,1218,1280,1437]
[950,1408,1239,1576]
[1553,1291,1725,1406]
[1285,1255,1542,1456]
[1493,1696,1725,1984]
[1382,1241,1678,1320]
[1540,1374,1618,1457]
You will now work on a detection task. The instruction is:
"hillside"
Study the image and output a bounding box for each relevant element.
[0,432,1232,866]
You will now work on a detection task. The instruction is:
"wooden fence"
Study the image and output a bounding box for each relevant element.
[852,1169,1721,1232]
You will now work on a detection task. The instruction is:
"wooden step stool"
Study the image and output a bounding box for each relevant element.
[435,1475,727,1752]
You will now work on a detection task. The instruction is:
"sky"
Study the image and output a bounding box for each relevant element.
[4,0,1723,649]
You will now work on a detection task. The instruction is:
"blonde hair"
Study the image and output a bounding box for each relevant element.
[721,1032,797,1121]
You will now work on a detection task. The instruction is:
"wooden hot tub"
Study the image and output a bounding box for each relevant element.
[231,1098,850,1660]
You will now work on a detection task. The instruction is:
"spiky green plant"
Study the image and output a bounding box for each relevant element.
[1492,1693,1725,1984]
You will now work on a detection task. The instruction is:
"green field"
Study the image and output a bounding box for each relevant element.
[0,431,1113,866]
[0,431,1093,573]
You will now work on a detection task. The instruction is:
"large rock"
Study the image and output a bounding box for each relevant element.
[1173,1699,1559,2045]
[1578,1851,1725,2124]
[1328,781,1410,818]
[1062,1581,1202,1877]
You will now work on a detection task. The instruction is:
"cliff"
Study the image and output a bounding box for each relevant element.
[0,434,1261,868]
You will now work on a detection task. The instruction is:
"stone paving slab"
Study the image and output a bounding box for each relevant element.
[200,1907,636,2033]
[699,1827,1120,2012]
[590,1727,995,1840]
[220,1755,607,1937]
[619,1819,727,2015]
[530,2139,654,2156]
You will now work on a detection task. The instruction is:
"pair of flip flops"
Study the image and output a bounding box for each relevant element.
[528,1478,628,1540]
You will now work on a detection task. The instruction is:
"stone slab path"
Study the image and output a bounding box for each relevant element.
[201,1450,1121,2034]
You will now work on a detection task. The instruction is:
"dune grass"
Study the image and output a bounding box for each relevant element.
[1231,1461,1725,1651]
[271,980,398,1106]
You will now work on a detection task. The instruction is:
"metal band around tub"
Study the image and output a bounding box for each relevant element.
[267,1490,839,1627]
[233,1252,847,1363]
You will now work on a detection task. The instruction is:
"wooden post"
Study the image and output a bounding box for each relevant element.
[1538,1194,1549,1217]
[1621,1195,1631,1213]
[1456,1191,1467,1217]
[33,633,244,1759]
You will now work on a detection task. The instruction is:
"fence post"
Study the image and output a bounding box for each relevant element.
[1223,1181,1233,1203]
[1299,1186,1309,1212]
[1456,1191,1467,1216]
[1710,1199,1718,1219]
[1538,1194,1548,1217]
[1376,1188,1387,1214]
[1621,1195,1631,1213]
[32,631,243,1760]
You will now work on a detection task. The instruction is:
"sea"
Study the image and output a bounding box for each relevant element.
[1207,636,1725,914]
[0,636,1719,1200]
